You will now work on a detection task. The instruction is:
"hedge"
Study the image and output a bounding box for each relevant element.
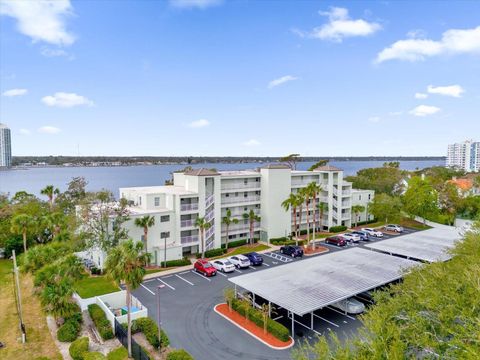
[128,317,169,349]
[195,248,226,259]
[83,352,106,360]
[355,218,378,226]
[221,239,247,249]
[107,347,128,360]
[231,299,289,342]
[166,349,194,360]
[57,311,83,342]
[329,225,348,233]
[270,237,305,246]
[69,337,89,360]
[161,258,191,267]
[88,304,114,340]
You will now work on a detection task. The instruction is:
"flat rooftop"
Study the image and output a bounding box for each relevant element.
[219,170,259,177]
[365,226,462,262]
[120,185,198,196]
[229,247,417,316]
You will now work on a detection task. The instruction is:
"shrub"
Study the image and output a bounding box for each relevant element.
[84,352,106,360]
[22,242,72,273]
[131,317,169,349]
[329,225,347,233]
[107,347,128,360]
[161,258,191,267]
[57,308,82,342]
[90,267,102,275]
[166,349,194,360]
[221,239,247,249]
[69,337,89,360]
[88,304,114,340]
[356,218,378,226]
[195,248,226,259]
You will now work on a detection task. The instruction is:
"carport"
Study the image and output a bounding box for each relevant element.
[228,248,417,335]
[365,226,462,262]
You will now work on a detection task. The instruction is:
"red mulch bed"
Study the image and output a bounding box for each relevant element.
[215,304,293,348]
[304,245,329,255]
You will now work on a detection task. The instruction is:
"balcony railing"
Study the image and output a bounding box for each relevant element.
[181,235,198,244]
[222,196,261,205]
[205,225,215,239]
[221,183,261,191]
[205,209,215,222]
[205,194,214,208]
[342,189,351,196]
[223,224,260,234]
[181,203,199,211]
[181,219,196,228]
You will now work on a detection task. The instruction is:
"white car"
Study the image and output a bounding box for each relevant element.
[331,298,365,314]
[228,255,251,269]
[340,233,361,243]
[361,228,384,238]
[384,224,404,233]
[212,259,236,273]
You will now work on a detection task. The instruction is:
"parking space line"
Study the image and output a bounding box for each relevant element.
[326,306,356,320]
[314,314,339,328]
[163,275,173,278]
[249,266,257,270]
[140,283,155,295]
[288,314,321,335]
[143,279,155,283]
[180,271,190,275]
[190,270,211,282]
[262,263,270,267]
[157,278,175,290]
[234,269,243,274]
[175,274,194,285]
[217,271,228,277]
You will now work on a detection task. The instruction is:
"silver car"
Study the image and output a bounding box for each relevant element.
[331,298,365,314]
[384,224,404,233]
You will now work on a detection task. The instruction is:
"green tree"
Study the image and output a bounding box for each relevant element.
[307,160,329,171]
[351,204,366,228]
[41,185,60,210]
[282,193,299,242]
[306,182,322,247]
[403,177,438,224]
[368,194,402,224]
[134,215,155,255]
[105,240,150,358]
[40,277,77,325]
[222,209,238,250]
[195,216,211,259]
[296,188,307,242]
[223,287,235,312]
[279,154,301,170]
[243,209,261,245]
[317,202,327,233]
[345,164,407,195]
[438,182,462,225]
[10,213,35,253]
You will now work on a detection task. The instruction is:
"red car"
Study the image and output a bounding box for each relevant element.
[194,259,217,277]
[325,236,347,247]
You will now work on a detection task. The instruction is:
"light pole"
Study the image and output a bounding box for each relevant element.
[156,284,163,348]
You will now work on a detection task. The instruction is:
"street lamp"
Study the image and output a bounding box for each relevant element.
[156,284,164,348]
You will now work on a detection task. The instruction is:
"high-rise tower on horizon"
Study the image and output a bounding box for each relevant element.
[0,123,12,168]
[446,139,479,172]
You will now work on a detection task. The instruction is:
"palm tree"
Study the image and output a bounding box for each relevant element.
[282,193,299,242]
[243,209,261,245]
[352,205,366,228]
[41,185,60,210]
[306,182,322,249]
[105,240,150,358]
[40,277,77,326]
[296,189,306,245]
[42,212,66,239]
[195,217,211,259]
[300,186,312,247]
[134,215,155,256]
[317,202,327,233]
[11,214,35,253]
[222,209,239,251]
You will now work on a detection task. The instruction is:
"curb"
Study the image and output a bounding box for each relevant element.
[213,303,295,350]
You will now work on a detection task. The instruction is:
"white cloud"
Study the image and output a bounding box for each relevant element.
[268,75,298,89]
[409,105,441,117]
[188,119,210,128]
[2,88,28,97]
[427,84,465,98]
[308,7,381,42]
[368,116,380,123]
[0,0,75,46]
[19,128,31,135]
[415,92,428,99]
[169,0,222,9]
[243,139,261,146]
[376,26,480,63]
[41,47,74,59]
[38,126,61,134]
[41,92,94,108]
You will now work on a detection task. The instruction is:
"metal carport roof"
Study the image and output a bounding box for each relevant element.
[228,247,417,316]
[365,226,461,262]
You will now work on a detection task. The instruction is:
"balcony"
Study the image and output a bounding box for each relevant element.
[223,224,260,234]
[205,209,215,222]
[205,194,214,208]
[181,219,196,228]
[180,203,199,212]
[221,196,261,206]
[291,179,314,188]
[181,235,198,244]
[341,200,351,208]
[221,183,261,192]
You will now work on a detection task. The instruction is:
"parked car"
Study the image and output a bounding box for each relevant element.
[361,228,384,237]
[194,259,217,277]
[325,236,347,247]
[331,298,365,314]
[244,252,264,266]
[229,254,251,269]
[340,233,361,243]
[212,259,235,273]
[356,291,375,304]
[352,230,371,241]
[280,245,304,258]
[384,224,404,233]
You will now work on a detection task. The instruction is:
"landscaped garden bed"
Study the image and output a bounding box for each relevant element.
[303,245,329,256]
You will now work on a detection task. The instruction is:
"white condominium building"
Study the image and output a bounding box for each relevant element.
[89,164,368,267]
[350,189,375,224]
[447,140,480,172]
[0,123,12,168]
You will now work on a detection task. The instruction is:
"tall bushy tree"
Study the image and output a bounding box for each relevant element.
[222,209,238,250]
[243,209,261,245]
[282,193,299,242]
[195,216,211,259]
[368,194,402,224]
[134,215,155,255]
[279,154,301,170]
[105,240,150,358]
[41,185,60,210]
[11,214,35,252]
[403,177,438,224]
[306,182,322,247]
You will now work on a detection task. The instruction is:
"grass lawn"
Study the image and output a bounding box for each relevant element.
[399,218,432,230]
[0,259,62,360]
[107,346,128,360]
[226,244,270,256]
[74,275,119,299]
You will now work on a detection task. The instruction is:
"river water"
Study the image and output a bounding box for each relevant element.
[0,160,444,197]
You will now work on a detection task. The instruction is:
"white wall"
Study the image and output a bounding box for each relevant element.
[351,189,375,224]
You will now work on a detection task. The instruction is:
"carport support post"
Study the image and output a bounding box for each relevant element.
[268,302,271,317]
[290,311,294,336]
[311,312,313,329]
[156,285,161,348]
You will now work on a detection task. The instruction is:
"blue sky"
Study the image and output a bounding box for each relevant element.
[1,0,479,157]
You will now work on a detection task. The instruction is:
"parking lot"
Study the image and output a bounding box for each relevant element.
[129,227,421,360]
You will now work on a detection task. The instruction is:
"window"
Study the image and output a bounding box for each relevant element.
[244,207,247,211]
[255,191,260,195]
[226,193,230,197]
[368,194,371,200]
[359,195,362,200]
[244,180,248,185]
[154,197,160,206]
[244,193,248,198]
[161,215,170,222]
[235,192,238,196]
[256,177,260,182]
[139,196,142,205]
[160,232,170,239]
